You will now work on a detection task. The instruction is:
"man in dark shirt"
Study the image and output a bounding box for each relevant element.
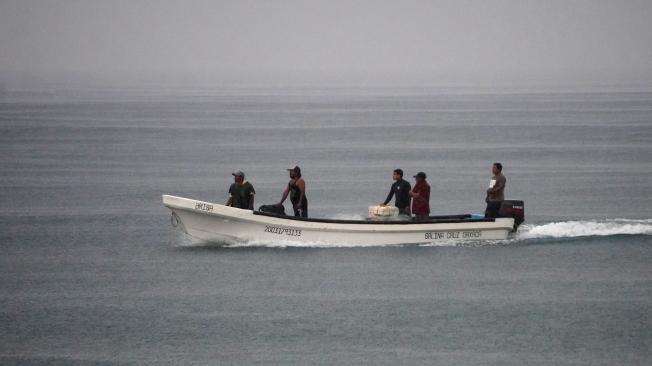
[485,162,506,218]
[226,170,255,210]
[381,169,411,215]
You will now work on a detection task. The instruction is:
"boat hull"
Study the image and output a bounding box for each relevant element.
[163,195,515,246]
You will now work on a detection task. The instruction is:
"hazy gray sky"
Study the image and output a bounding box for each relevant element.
[2,0,651,84]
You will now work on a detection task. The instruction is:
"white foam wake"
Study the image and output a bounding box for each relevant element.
[517,219,652,239]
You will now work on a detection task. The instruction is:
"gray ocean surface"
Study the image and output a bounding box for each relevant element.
[1,83,651,365]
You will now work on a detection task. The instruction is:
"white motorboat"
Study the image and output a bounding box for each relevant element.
[163,195,524,246]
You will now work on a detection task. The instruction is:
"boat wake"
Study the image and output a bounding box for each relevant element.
[516,219,652,240]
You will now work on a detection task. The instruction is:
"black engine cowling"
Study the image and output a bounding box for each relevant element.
[499,200,525,232]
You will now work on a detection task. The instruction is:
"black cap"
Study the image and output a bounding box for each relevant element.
[232,170,245,177]
[413,172,427,179]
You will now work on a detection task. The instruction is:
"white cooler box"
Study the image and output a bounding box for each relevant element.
[368,205,399,218]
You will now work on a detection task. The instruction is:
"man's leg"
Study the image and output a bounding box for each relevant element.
[301,200,308,218]
[485,201,501,218]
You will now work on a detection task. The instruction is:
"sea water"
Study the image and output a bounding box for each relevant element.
[1,83,651,365]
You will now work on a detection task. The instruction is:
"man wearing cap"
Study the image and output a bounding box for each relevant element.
[409,172,430,220]
[277,166,308,217]
[380,168,411,216]
[226,171,255,210]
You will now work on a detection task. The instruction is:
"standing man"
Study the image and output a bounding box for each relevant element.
[380,168,411,216]
[278,166,308,218]
[410,172,430,220]
[226,170,255,210]
[485,162,506,218]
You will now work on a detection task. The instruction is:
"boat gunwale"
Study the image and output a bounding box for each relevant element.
[163,194,501,227]
[252,210,496,225]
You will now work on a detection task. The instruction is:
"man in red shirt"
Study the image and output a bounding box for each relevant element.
[410,172,430,220]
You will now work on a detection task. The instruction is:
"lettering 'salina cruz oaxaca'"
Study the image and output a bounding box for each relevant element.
[425,230,481,240]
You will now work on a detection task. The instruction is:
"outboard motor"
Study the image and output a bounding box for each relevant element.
[258,204,286,216]
[499,200,525,232]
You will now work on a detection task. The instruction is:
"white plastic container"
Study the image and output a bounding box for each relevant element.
[368,205,399,218]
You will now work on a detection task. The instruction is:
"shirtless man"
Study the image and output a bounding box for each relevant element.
[278,166,308,218]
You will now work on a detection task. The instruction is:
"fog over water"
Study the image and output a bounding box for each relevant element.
[2,0,652,86]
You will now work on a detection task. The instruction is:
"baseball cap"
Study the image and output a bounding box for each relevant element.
[232,170,245,177]
[413,172,427,179]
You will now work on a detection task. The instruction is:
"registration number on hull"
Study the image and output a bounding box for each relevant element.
[264,225,302,237]
[194,202,214,212]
